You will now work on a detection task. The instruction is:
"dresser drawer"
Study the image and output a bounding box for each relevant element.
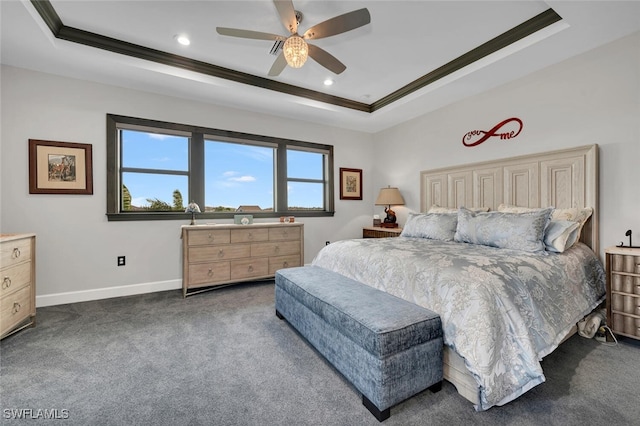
[1,285,32,336]
[231,257,268,280]
[268,226,301,241]
[268,255,301,275]
[251,240,300,257]
[0,238,32,269]
[231,228,268,243]
[188,262,231,286]
[187,229,231,246]
[188,244,250,263]
[1,261,31,298]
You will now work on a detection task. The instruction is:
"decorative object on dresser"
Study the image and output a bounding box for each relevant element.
[28,139,93,195]
[339,168,362,200]
[1,234,36,339]
[234,214,253,225]
[184,201,201,225]
[605,246,640,340]
[181,223,303,297]
[375,186,405,228]
[362,226,402,239]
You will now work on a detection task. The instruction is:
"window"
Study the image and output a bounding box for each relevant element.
[106,114,334,221]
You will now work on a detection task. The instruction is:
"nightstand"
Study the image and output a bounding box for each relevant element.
[363,226,403,238]
[605,246,640,340]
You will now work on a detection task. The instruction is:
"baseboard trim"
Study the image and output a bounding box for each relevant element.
[35,279,182,307]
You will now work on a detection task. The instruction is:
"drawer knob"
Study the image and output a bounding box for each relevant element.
[207,268,213,276]
[2,276,11,289]
[12,302,21,314]
[283,261,289,268]
[248,265,254,272]
[12,248,21,259]
[218,249,224,258]
[248,232,253,240]
[274,246,280,253]
[208,233,213,240]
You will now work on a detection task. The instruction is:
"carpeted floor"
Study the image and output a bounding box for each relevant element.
[1,281,639,425]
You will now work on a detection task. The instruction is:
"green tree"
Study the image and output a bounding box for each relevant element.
[145,198,172,211]
[173,189,184,210]
[122,184,132,211]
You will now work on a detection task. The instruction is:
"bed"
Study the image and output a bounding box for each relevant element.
[311,145,606,411]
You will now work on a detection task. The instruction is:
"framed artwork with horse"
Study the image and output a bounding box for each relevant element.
[29,139,93,195]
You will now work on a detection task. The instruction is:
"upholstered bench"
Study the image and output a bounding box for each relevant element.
[275,266,443,421]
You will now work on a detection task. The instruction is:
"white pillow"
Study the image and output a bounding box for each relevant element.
[544,220,580,253]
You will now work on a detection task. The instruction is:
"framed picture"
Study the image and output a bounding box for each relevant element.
[29,139,93,194]
[339,167,362,200]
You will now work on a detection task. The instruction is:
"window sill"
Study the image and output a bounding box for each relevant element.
[106,211,335,222]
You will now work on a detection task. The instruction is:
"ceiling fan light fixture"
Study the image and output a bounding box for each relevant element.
[283,35,308,68]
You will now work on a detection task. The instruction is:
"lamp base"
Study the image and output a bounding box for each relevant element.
[380,223,398,228]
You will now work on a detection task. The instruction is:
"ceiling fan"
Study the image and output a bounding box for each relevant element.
[216,0,371,76]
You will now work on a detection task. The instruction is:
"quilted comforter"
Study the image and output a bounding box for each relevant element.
[311,237,605,410]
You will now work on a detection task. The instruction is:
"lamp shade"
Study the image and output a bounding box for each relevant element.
[375,187,405,206]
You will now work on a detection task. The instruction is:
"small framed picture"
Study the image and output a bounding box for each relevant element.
[339,168,362,200]
[29,139,93,195]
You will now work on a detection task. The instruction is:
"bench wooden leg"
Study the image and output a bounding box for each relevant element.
[429,381,442,393]
[362,395,390,422]
[275,310,284,320]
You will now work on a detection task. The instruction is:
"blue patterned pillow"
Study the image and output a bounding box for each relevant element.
[454,207,553,252]
[400,213,458,241]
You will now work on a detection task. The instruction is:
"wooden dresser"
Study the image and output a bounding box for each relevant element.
[605,246,640,340]
[182,223,303,297]
[1,233,36,339]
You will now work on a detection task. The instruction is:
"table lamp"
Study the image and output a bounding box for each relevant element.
[375,186,404,228]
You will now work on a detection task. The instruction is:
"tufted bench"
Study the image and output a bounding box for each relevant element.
[275,266,443,421]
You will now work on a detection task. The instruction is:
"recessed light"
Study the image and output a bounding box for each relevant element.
[323,79,334,86]
[175,34,191,46]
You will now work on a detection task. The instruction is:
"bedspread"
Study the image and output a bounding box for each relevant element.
[311,237,605,410]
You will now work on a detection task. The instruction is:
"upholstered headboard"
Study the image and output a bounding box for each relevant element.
[420,144,599,254]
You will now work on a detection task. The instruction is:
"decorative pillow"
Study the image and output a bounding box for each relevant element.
[428,205,489,213]
[544,220,580,253]
[400,213,458,241]
[454,207,553,253]
[498,204,593,248]
[551,207,593,229]
[497,204,535,214]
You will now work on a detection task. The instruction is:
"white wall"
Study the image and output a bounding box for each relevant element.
[372,31,640,259]
[3,30,639,306]
[0,66,375,305]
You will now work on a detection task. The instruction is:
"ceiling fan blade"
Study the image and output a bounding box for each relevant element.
[273,0,298,34]
[268,51,288,76]
[307,44,346,75]
[303,8,371,40]
[216,27,284,41]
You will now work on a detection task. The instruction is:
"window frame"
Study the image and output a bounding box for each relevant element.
[106,114,335,221]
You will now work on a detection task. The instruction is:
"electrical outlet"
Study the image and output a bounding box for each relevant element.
[325,241,330,245]
[117,256,126,266]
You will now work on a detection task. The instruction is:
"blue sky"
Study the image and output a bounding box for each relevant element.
[122,130,323,209]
